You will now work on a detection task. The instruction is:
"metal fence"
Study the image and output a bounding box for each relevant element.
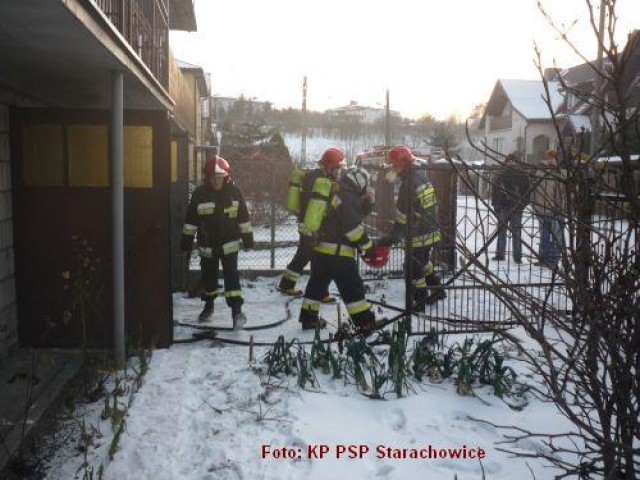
[233,162,579,332]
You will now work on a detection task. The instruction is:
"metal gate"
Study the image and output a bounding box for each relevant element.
[358,162,570,333]
[234,162,570,332]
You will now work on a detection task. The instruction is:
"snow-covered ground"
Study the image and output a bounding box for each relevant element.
[43,276,577,480]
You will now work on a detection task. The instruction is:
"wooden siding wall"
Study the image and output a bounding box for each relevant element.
[11,108,172,349]
[168,49,197,135]
[0,105,17,357]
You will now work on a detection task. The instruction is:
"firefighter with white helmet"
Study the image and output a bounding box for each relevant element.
[382,146,446,310]
[277,148,347,301]
[299,165,381,333]
[181,156,254,328]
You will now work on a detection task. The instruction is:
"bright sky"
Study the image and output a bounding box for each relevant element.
[170,0,639,120]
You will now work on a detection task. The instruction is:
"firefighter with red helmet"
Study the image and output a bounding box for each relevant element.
[299,166,381,333]
[383,146,446,310]
[181,156,254,327]
[277,148,347,301]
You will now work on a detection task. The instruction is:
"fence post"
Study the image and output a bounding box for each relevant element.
[404,165,414,331]
[270,163,276,269]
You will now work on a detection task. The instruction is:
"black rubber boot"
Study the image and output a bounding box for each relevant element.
[198,299,214,322]
[299,309,327,330]
[413,289,428,313]
[231,304,247,330]
[352,310,378,335]
[424,275,446,305]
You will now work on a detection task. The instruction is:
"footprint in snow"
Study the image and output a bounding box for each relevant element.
[385,407,407,431]
[376,464,394,477]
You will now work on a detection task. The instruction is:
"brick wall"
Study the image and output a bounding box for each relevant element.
[0,104,17,357]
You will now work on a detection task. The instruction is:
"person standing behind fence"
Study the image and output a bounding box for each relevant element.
[277,148,346,302]
[181,156,254,328]
[299,166,381,332]
[532,149,566,268]
[380,146,446,311]
[491,153,530,264]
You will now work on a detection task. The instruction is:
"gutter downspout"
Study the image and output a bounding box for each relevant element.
[111,71,125,369]
[524,123,529,163]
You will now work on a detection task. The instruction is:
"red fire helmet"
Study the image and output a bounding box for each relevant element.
[204,156,230,180]
[318,148,346,170]
[387,146,415,172]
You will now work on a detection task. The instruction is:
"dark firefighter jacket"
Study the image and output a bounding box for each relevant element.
[181,181,254,257]
[394,161,441,248]
[313,177,374,258]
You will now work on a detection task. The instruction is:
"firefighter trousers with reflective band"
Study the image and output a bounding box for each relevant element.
[279,234,315,290]
[300,253,374,327]
[200,252,243,309]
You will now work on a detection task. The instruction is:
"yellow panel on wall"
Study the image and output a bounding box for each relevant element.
[171,141,178,183]
[124,126,153,188]
[22,125,64,186]
[68,126,109,187]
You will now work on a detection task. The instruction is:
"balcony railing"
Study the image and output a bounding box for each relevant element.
[489,115,512,131]
[93,0,169,89]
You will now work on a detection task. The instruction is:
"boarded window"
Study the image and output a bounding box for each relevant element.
[124,126,153,188]
[68,126,109,187]
[22,125,64,186]
[23,123,154,188]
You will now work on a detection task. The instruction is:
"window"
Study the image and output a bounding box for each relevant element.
[532,135,550,163]
[493,137,504,154]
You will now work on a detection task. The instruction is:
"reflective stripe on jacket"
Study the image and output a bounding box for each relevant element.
[395,162,441,248]
[180,181,253,255]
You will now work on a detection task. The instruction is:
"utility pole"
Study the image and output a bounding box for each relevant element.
[301,75,307,167]
[590,0,607,156]
[384,89,391,147]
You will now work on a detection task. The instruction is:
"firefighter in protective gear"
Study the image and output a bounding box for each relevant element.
[383,146,446,310]
[277,148,347,301]
[299,166,380,333]
[181,156,254,328]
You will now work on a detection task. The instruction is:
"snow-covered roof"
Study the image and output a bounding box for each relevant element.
[596,154,640,163]
[175,59,202,70]
[499,79,563,120]
[175,59,208,94]
[567,114,592,132]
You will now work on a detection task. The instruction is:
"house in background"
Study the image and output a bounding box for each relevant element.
[478,79,563,164]
[480,30,640,164]
[550,29,640,150]
[213,95,272,128]
[0,0,201,357]
[327,101,400,125]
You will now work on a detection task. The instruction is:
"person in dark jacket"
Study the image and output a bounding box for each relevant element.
[381,146,446,311]
[491,153,531,263]
[277,148,346,301]
[299,166,379,333]
[181,156,254,328]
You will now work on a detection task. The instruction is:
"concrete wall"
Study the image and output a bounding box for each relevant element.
[0,104,17,356]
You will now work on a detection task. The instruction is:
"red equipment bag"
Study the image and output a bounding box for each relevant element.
[361,246,390,268]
